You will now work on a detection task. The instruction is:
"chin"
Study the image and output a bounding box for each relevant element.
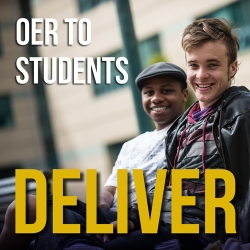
[156,121,169,126]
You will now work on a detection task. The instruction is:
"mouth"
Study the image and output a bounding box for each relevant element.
[195,83,215,89]
[150,106,170,112]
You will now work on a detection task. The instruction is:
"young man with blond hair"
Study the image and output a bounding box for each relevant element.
[103,18,250,250]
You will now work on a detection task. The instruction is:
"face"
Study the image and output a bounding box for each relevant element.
[186,41,238,110]
[141,75,188,130]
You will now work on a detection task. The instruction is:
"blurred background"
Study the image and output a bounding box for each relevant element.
[0,0,249,201]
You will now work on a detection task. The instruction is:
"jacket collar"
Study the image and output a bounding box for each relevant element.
[167,86,250,137]
[218,86,249,109]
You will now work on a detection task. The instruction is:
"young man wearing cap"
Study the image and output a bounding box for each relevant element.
[0,62,188,250]
[106,18,250,250]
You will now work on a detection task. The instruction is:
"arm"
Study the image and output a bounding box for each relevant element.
[220,95,250,243]
[96,208,139,243]
[98,185,116,210]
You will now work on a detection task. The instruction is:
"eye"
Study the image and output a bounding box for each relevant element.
[162,89,173,94]
[143,90,154,96]
[208,63,218,68]
[189,64,198,69]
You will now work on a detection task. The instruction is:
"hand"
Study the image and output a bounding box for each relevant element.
[98,203,110,210]
[96,221,117,243]
[128,220,134,231]
[96,220,135,243]
[204,240,222,250]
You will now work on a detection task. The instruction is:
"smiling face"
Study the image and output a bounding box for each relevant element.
[186,41,238,110]
[141,75,188,130]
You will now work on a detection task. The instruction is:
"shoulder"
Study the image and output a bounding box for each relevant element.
[121,131,154,149]
[223,86,250,111]
[220,86,250,125]
[222,86,250,105]
[167,106,190,137]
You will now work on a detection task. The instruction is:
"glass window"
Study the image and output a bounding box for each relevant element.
[93,51,129,96]
[92,35,161,96]
[108,141,127,170]
[198,0,250,51]
[0,95,14,129]
[139,35,162,68]
[30,0,45,7]
[77,0,109,13]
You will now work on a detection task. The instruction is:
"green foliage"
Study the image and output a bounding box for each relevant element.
[147,53,168,67]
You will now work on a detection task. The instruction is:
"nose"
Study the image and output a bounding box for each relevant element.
[152,92,164,103]
[196,67,209,81]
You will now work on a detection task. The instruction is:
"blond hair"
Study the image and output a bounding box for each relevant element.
[182,18,240,65]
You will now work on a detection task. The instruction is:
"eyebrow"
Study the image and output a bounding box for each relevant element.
[187,59,220,64]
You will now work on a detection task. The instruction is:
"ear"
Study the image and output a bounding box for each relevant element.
[182,88,189,102]
[229,60,238,78]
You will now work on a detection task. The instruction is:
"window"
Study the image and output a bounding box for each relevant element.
[198,0,250,51]
[30,0,45,6]
[0,95,14,129]
[108,141,126,169]
[93,50,129,96]
[93,35,162,96]
[77,0,109,13]
[138,35,162,68]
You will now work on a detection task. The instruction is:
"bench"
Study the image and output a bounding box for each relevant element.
[0,171,52,234]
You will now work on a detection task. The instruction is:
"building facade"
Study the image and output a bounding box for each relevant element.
[0,0,249,200]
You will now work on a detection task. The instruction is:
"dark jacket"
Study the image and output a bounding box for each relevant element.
[164,86,250,244]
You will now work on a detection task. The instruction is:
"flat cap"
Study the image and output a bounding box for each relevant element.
[135,62,187,91]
